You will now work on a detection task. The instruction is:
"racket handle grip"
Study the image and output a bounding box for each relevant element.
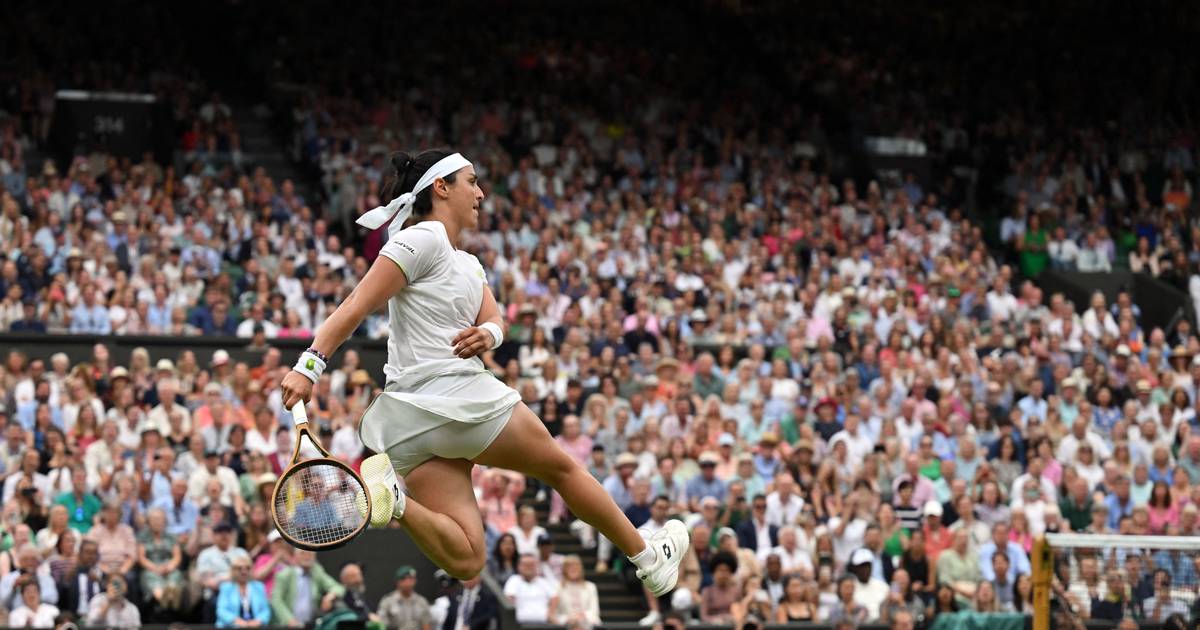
[290,403,309,427]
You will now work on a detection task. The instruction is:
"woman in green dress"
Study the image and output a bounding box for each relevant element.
[137,507,184,611]
[1018,213,1049,277]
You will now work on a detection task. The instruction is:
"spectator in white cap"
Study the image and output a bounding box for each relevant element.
[713,433,737,478]
[146,378,190,436]
[921,500,953,562]
[849,547,889,621]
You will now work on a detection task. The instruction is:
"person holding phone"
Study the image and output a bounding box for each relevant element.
[86,574,141,627]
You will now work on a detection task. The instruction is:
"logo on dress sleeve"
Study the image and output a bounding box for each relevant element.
[394,241,416,255]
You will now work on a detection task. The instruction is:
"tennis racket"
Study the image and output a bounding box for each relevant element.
[271,403,371,551]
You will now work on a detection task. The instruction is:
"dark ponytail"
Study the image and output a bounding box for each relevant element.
[383,148,458,225]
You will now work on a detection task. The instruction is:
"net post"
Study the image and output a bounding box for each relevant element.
[1032,535,1051,630]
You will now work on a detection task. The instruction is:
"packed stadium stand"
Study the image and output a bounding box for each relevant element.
[2,1,1200,628]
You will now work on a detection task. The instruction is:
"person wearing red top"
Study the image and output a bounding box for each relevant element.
[921,501,954,563]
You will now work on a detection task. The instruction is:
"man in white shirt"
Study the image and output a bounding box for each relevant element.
[1081,292,1119,339]
[764,472,804,528]
[828,414,874,465]
[187,450,242,509]
[759,526,812,573]
[146,378,192,435]
[1056,417,1113,463]
[235,302,280,338]
[1075,232,1112,272]
[1,450,51,506]
[1010,456,1058,507]
[849,548,889,621]
[985,277,1019,322]
[503,554,558,624]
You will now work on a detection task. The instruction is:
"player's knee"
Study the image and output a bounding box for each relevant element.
[445,553,485,580]
[534,453,576,488]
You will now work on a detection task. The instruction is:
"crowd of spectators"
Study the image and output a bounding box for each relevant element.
[3,2,1200,629]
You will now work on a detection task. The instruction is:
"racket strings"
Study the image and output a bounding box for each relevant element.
[274,461,369,547]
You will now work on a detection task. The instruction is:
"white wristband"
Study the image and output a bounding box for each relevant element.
[293,351,327,384]
[479,321,504,350]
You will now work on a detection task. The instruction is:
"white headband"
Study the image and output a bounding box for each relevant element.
[356,152,472,238]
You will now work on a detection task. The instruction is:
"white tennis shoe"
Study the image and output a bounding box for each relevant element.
[360,453,406,527]
[636,519,689,596]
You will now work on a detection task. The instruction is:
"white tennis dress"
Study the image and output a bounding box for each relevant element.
[357,220,521,476]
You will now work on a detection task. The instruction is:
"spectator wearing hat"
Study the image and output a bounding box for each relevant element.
[920,501,953,562]
[713,433,738,478]
[146,378,191,436]
[602,452,639,512]
[196,522,250,617]
[813,397,842,442]
[729,453,765,500]
[188,448,243,515]
[849,547,889,621]
[686,453,727,512]
[752,432,782,482]
[250,530,290,597]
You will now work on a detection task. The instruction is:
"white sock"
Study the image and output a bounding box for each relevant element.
[629,543,658,571]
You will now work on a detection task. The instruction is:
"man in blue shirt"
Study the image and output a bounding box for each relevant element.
[601,453,639,511]
[978,522,1031,582]
[1104,475,1136,530]
[1016,379,1049,426]
[153,477,199,539]
[70,286,111,334]
[686,453,727,512]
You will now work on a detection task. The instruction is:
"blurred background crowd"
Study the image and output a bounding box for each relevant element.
[1,1,1200,628]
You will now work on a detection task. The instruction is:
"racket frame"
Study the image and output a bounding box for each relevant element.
[270,403,371,551]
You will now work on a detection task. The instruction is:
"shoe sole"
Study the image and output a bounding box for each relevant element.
[360,454,401,527]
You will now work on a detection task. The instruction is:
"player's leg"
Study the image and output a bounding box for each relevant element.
[376,456,487,580]
[473,403,688,595]
[475,403,643,554]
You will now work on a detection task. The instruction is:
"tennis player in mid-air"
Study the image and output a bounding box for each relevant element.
[279,149,687,595]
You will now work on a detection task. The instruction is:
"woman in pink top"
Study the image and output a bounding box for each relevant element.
[551,417,593,523]
[251,533,292,596]
[1147,481,1180,534]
